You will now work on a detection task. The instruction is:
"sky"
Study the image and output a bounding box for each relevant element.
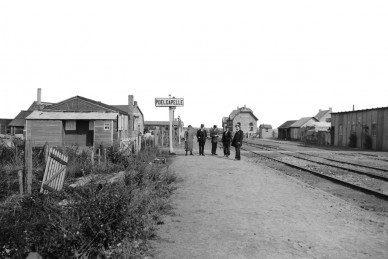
[1,0,387,129]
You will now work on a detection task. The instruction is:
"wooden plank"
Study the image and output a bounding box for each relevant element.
[44,165,66,186]
[50,152,68,165]
[40,148,68,193]
[42,184,57,193]
[56,150,68,191]
[50,149,62,191]
[25,139,33,195]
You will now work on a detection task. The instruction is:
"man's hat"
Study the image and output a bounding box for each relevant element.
[235,123,241,127]
[213,125,217,128]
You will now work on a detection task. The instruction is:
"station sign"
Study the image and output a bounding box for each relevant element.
[155,98,184,107]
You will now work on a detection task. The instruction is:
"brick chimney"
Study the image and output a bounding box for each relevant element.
[37,88,42,110]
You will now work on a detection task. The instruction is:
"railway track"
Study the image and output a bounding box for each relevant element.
[242,141,388,201]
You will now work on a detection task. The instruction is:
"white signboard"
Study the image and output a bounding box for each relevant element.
[155,98,184,107]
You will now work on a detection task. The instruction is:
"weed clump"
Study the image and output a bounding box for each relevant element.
[0,146,176,258]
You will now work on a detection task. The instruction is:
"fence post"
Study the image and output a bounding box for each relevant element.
[104,147,107,167]
[91,149,95,166]
[44,142,50,163]
[18,170,23,195]
[24,139,32,195]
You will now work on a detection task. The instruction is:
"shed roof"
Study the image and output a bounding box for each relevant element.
[290,117,318,128]
[259,124,272,129]
[145,121,179,126]
[27,101,54,111]
[112,105,144,117]
[331,106,388,114]
[45,96,125,114]
[26,111,119,120]
[278,120,297,129]
[9,111,33,127]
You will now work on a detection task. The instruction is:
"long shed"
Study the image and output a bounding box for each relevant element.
[25,111,120,147]
[331,107,388,151]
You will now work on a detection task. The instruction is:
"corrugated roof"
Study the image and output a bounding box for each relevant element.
[26,111,119,120]
[331,106,388,114]
[290,117,318,128]
[278,120,297,129]
[45,96,125,114]
[27,101,54,111]
[9,111,33,127]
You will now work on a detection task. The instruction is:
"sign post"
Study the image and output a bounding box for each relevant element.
[155,95,184,154]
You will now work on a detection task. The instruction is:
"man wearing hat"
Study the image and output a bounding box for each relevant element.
[231,122,244,160]
[210,125,219,155]
[196,124,207,156]
[221,126,232,158]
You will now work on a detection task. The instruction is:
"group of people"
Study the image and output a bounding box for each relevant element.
[184,123,243,161]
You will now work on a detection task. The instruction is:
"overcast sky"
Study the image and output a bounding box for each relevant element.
[1,1,387,128]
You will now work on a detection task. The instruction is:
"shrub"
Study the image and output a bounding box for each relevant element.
[0,147,176,258]
[348,133,357,148]
[364,135,372,149]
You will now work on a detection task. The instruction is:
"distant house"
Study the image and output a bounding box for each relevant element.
[25,95,143,147]
[277,120,297,140]
[300,122,331,145]
[331,106,388,151]
[290,117,319,140]
[0,118,12,135]
[9,111,34,136]
[9,88,53,136]
[223,105,258,137]
[313,108,332,122]
[258,124,273,139]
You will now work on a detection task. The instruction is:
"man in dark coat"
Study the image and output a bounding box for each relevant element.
[221,126,232,158]
[196,124,207,156]
[210,125,219,155]
[231,123,244,160]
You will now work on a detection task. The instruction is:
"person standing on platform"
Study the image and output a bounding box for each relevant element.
[221,126,232,158]
[196,124,207,156]
[210,125,219,155]
[232,123,244,161]
[184,125,194,156]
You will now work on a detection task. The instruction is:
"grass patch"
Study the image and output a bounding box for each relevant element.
[0,142,177,258]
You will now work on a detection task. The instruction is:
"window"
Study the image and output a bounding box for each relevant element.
[104,123,110,130]
[339,125,343,136]
[371,123,377,136]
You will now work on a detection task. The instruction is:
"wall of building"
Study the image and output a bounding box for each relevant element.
[0,119,12,134]
[94,120,114,146]
[232,113,257,136]
[259,128,273,139]
[26,120,63,146]
[332,108,388,151]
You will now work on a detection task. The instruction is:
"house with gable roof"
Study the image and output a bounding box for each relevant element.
[22,90,143,147]
[223,105,258,137]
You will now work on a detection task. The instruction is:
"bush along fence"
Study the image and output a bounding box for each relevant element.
[0,138,177,258]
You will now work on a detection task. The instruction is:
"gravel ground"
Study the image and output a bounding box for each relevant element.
[149,141,388,258]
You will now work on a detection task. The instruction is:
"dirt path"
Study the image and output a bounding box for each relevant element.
[150,144,388,259]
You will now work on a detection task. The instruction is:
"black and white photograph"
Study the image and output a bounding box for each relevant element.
[1,1,387,258]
